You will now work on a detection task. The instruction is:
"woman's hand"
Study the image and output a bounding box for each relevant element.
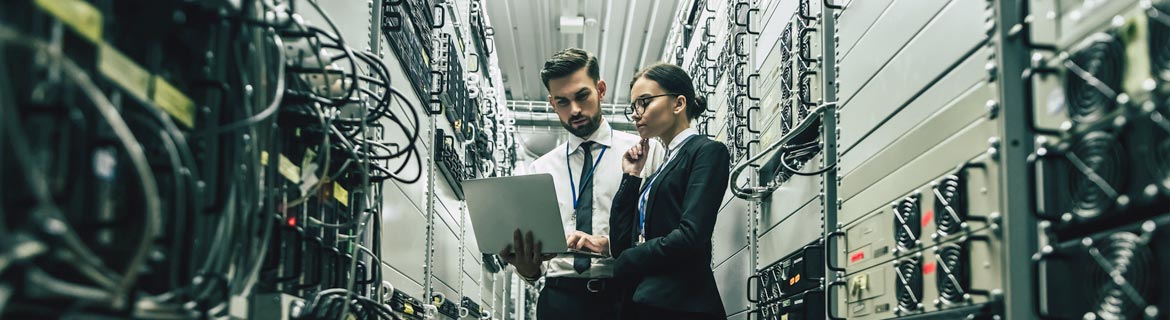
[622,139,649,175]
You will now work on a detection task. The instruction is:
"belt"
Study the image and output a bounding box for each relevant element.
[545,277,612,293]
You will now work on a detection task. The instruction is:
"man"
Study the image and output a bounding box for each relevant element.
[497,48,660,320]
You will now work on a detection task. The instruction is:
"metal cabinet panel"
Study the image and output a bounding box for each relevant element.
[715,247,753,315]
[841,208,897,272]
[840,0,991,111]
[1029,0,1142,50]
[840,48,993,169]
[760,152,824,229]
[433,214,464,297]
[382,187,429,285]
[759,197,823,267]
[837,0,953,104]
[841,117,998,225]
[381,264,425,300]
[714,197,751,266]
[835,0,897,61]
[840,75,995,204]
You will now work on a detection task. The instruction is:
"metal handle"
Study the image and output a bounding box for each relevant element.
[798,69,818,107]
[734,94,750,117]
[735,126,750,150]
[705,66,717,87]
[735,32,749,57]
[825,229,847,273]
[735,62,749,86]
[746,106,761,134]
[432,4,446,28]
[431,71,446,95]
[705,16,716,38]
[798,2,818,21]
[746,73,760,100]
[825,0,844,10]
[747,274,761,303]
[384,11,404,31]
[468,53,480,72]
[798,28,819,63]
[826,280,848,320]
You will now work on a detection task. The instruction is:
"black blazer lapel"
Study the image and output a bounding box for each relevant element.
[644,137,703,231]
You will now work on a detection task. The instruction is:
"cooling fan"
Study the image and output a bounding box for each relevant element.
[895,255,924,315]
[1064,32,1127,125]
[1037,130,1128,227]
[1038,216,1169,320]
[894,193,923,254]
[1133,106,1170,194]
[1065,131,1127,220]
[935,243,972,307]
[934,173,968,237]
[1147,1,1170,84]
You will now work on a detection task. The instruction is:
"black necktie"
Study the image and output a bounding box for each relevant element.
[574,141,595,274]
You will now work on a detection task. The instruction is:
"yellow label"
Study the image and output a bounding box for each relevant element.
[781,314,788,320]
[99,44,151,103]
[278,154,301,183]
[35,0,102,43]
[152,77,196,128]
[333,183,349,207]
[260,151,269,166]
[404,304,414,315]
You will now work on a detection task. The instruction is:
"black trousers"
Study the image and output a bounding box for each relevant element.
[536,277,623,320]
[623,302,725,320]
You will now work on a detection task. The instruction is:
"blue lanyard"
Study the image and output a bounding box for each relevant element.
[566,142,608,209]
[637,134,696,241]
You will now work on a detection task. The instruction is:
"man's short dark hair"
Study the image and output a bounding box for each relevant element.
[540,48,601,89]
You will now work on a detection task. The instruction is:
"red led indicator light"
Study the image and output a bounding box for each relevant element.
[923,262,937,275]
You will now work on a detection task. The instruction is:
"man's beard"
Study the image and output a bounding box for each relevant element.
[561,111,603,138]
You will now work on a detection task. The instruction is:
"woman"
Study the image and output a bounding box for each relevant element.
[608,63,729,319]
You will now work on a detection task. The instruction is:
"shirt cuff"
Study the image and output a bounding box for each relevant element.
[514,264,545,284]
[602,235,613,258]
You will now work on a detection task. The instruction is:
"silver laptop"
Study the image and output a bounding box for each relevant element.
[464,173,606,258]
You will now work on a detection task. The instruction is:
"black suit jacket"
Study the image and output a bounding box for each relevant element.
[610,135,730,317]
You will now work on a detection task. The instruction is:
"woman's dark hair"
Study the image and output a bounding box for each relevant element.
[630,62,707,120]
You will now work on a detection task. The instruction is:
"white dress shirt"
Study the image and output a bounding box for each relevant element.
[525,120,663,279]
[636,127,700,243]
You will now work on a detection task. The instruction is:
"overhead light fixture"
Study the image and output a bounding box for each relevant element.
[560,15,585,34]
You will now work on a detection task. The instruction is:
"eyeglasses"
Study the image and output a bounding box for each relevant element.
[626,93,680,121]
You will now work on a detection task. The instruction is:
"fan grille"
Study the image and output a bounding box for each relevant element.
[1149,4,1170,82]
[1064,131,1127,219]
[934,174,967,236]
[936,244,970,304]
[895,195,922,252]
[1064,33,1126,124]
[896,256,923,313]
[1084,232,1155,319]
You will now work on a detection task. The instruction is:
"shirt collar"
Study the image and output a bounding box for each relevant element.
[566,120,613,153]
[662,127,699,156]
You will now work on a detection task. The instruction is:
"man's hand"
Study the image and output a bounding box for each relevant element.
[498,230,556,279]
[566,231,610,256]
